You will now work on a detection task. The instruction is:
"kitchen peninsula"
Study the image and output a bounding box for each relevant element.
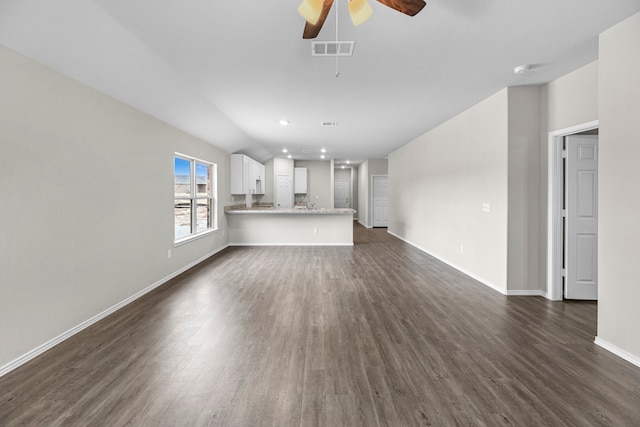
[225,206,356,246]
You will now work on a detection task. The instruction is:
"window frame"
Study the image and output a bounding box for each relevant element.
[174,153,218,246]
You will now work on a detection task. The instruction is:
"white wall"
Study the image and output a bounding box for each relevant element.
[358,161,369,227]
[263,157,274,203]
[352,167,359,217]
[294,160,332,208]
[507,87,541,292]
[597,12,640,362]
[0,45,231,371]
[389,89,509,292]
[543,61,599,132]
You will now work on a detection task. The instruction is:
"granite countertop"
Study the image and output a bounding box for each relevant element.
[225,205,356,215]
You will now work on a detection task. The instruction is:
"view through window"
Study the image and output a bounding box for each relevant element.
[174,154,216,241]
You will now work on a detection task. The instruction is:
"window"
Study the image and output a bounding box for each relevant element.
[174,154,217,243]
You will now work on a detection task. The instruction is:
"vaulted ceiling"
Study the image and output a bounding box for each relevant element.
[2,0,639,164]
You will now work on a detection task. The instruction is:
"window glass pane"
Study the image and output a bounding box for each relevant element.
[196,198,211,232]
[174,157,191,197]
[174,199,192,239]
[196,163,210,197]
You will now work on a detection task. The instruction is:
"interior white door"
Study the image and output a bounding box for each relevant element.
[276,174,292,208]
[334,181,349,208]
[565,135,598,300]
[372,176,389,227]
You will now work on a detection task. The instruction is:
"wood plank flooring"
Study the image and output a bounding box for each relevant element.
[1,223,640,426]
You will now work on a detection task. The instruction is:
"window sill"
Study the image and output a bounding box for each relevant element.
[174,228,219,247]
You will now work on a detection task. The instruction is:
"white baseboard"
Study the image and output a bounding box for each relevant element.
[506,289,548,297]
[0,244,229,378]
[387,230,507,295]
[357,220,372,228]
[594,337,640,369]
[229,243,353,247]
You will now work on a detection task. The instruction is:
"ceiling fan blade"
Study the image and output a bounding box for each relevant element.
[349,0,373,26]
[376,0,426,16]
[303,0,334,39]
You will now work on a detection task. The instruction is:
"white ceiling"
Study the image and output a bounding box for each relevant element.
[1,0,639,164]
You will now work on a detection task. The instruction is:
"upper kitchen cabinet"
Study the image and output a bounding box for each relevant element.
[231,154,265,195]
[294,167,307,194]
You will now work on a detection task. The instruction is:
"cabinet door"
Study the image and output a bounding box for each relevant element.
[256,163,265,194]
[243,156,253,194]
[230,154,246,194]
[230,154,264,194]
[294,167,307,194]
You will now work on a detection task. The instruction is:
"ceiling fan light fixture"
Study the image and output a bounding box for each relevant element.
[298,0,324,25]
[348,0,373,25]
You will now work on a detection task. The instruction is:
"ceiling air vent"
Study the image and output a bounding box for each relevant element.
[321,121,339,127]
[312,41,355,56]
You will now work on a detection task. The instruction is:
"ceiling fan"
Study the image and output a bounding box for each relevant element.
[298,0,426,39]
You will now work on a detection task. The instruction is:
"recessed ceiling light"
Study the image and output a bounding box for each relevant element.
[320,148,327,153]
[287,154,292,159]
[279,119,290,126]
[341,165,345,169]
[321,155,325,159]
[346,160,351,164]
[282,148,288,153]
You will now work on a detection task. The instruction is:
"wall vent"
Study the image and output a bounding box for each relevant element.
[312,41,355,56]
[321,121,339,127]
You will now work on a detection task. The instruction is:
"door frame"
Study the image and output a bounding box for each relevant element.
[371,174,389,228]
[547,120,598,301]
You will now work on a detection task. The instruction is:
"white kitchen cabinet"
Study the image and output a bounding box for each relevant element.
[230,154,265,195]
[294,167,307,194]
[249,161,265,194]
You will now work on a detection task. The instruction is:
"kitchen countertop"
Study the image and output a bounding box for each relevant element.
[225,206,356,215]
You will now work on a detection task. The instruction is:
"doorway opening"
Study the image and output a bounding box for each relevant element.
[547,121,599,301]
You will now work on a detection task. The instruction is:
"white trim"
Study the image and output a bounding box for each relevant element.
[546,120,598,301]
[358,220,372,229]
[595,337,640,369]
[174,227,219,247]
[0,244,229,378]
[506,289,548,297]
[387,230,507,295]
[174,151,214,166]
[174,154,218,243]
[229,243,353,247]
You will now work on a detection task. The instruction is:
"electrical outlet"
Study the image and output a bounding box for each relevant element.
[313,228,318,234]
[460,245,464,254]
[168,249,172,259]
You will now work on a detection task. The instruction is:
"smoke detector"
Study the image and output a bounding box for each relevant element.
[513,64,531,75]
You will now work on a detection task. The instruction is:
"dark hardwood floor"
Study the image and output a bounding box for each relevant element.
[2,223,640,426]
